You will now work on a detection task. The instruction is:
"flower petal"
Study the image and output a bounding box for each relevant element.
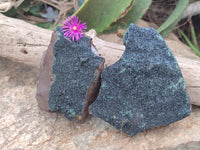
[62,15,87,41]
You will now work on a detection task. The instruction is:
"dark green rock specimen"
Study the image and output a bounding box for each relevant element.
[90,24,191,137]
[48,27,104,120]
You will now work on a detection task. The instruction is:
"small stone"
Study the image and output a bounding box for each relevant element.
[90,24,191,137]
[48,27,104,120]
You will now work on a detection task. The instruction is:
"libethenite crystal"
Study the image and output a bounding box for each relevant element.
[48,27,104,120]
[90,24,191,137]
[48,24,190,137]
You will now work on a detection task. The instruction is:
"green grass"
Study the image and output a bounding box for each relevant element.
[179,29,200,57]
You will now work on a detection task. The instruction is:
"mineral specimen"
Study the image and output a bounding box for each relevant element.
[90,24,191,137]
[48,27,104,120]
[36,31,57,111]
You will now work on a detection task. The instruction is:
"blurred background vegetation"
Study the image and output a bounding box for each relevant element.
[0,0,199,57]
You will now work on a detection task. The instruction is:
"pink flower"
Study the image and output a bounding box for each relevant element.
[62,15,87,41]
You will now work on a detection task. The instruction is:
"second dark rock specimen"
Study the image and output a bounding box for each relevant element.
[48,27,104,120]
[90,24,191,137]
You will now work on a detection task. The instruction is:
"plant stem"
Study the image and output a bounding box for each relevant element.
[189,20,199,51]
[179,29,200,57]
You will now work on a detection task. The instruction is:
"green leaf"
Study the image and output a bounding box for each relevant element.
[35,22,53,29]
[159,12,183,37]
[190,21,199,50]
[29,3,43,17]
[179,29,200,57]
[3,7,17,17]
[117,0,152,26]
[103,0,152,34]
[75,0,133,33]
[158,0,189,37]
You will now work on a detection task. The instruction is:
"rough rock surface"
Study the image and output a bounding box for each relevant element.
[0,57,200,150]
[36,31,57,111]
[48,27,104,120]
[0,29,200,149]
[90,24,191,137]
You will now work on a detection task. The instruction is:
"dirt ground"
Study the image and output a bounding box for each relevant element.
[0,55,200,150]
